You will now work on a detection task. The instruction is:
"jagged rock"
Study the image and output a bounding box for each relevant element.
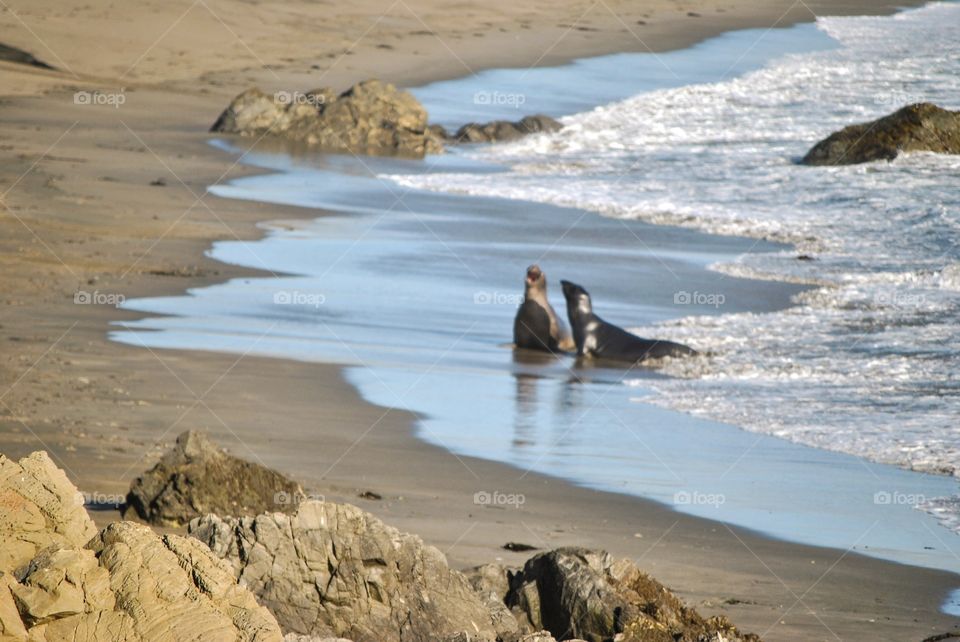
[211,80,442,157]
[0,452,97,573]
[802,103,960,165]
[189,500,511,642]
[0,449,284,641]
[462,564,523,641]
[11,547,114,626]
[505,547,760,642]
[125,430,304,527]
[453,115,562,143]
[90,522,282,641]
[0,573,28,639]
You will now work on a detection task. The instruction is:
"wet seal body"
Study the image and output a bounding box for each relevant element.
[561,280,697,363]
[513,265,574,353]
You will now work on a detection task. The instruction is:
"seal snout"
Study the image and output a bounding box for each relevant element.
[560,279,580,299]
[526,264,543,284]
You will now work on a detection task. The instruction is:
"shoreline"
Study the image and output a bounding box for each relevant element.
[0,0,955,639]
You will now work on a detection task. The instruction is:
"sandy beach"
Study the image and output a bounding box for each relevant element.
[0,0,955,640]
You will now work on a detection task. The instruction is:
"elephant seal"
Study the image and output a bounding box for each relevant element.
[513,265,574,353]
[560,280,697,363]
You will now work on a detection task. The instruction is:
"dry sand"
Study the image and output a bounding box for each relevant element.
[0,0,955,640]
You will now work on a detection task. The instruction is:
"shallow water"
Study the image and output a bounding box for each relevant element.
[113,3,960,583]
[391,1,960,530]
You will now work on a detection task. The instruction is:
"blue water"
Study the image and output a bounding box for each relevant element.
[111,4,960,594]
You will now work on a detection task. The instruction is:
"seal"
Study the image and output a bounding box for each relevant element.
[560,280,697,363]
[513,265,574,353]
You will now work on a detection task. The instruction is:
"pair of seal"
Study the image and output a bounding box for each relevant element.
[561,280,697,363]
[513,265,574,353]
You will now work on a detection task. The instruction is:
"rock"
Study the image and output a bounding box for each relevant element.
[189,500,511,642]
[125,430,304,527]
[11,547,114,626]
[0,451,97,573]
[0,448,284,641]
[453,115,562,143]
[0,573,28,639]
[802,103,960,165]
[505,547,760,642]
[211,81,442,157]
[462,564,523,642]
[90,522,282,641]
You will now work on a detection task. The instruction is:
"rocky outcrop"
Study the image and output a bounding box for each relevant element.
[211,80,443,157]
[0,451,97,573]
[0,450,284,641]
[802,103,960,165]
[447,115,563,144]
[505,547,760,642]
[189,500,513,642]
[125,430,304,527]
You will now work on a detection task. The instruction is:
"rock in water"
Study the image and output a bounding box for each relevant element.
[189,500,513,642]
[802,103,960,166]
[125,430,304,526]
[453,115,562,143]
[0,450,284,641]
[505,547,760,642]
[211,80,443,157]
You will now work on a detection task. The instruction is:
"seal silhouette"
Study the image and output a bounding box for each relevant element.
[513,265,574,353]
[560,280,697,363]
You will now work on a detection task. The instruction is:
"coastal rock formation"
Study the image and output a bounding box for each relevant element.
[449,115,562,143]
[802,103,960,165]
[125,430,304,527]
[211,80,443,157]
[188,500,512,642]
[0,451,97,572]
[0,450,284,641]
[505,547,760,642]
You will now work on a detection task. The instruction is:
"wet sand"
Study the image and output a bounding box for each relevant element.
[0,0,956,640]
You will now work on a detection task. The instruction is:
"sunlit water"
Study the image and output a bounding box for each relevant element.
[390,2,960,532]
[112,2,960,588]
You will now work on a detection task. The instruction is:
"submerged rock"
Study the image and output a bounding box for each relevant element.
[189,500,512,642]
[125,430,304,527]
[505,547,761,642]
[802,103,960,165]
[452,115,562,143]
[211,80,442,157]
[0,450,284,641]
